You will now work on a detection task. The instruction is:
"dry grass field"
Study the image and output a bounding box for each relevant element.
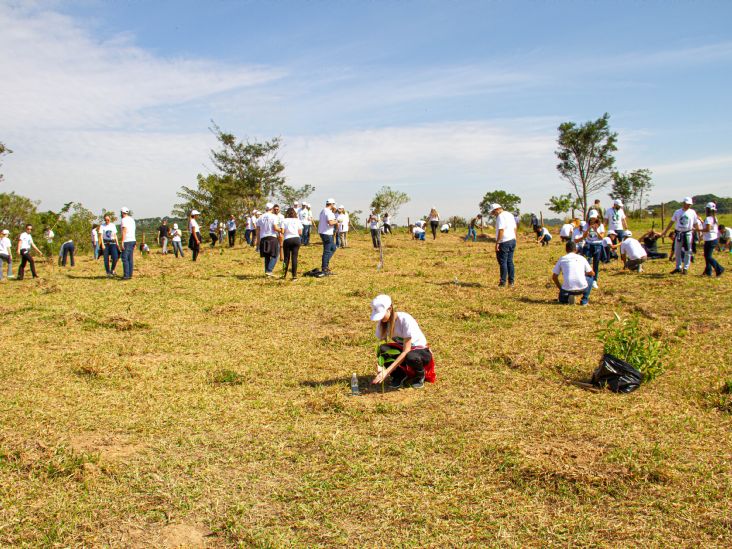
[1,223,731,547]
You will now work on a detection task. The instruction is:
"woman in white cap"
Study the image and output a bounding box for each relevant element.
[662,197,698,274]
[170,223,184,258]
[0,229,13,280]
[701,202,724,277]
[370,294,435,389]
[336,205,349,248]
[428,207,440,240]
[188,210,202,261]
[256,202,282,276]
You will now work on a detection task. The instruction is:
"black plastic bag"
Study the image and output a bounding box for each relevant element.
[591,354,642,393]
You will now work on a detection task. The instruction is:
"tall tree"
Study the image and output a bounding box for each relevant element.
[611,169,654,217]
[610,171,633,207]
[0,192,38,231]
[479,190,521,217]
[545,193,577,218]
[556,113,618,215]
[277,184,315,207]
[0,142,11,183]
[370,186,410,218]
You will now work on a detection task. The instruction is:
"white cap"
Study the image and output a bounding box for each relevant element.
[370,294,392,321]
[613,199,623,207]
[265,202,274,210]
[489,203,502,212]
[606,229,616,236]
[294,201,300,206]
[1,229,8,235]
[625,230,633,237]
[338,204,345,209]
[683,196,693,205]
[121,207,130,214]
[190,209,200,216]
[173,223,179,229]
[706,202,716,210]
[589,212,599,220]
[326,198,336,205]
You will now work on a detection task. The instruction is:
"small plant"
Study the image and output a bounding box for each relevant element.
[211,369,243,386]
[598,313,667,382]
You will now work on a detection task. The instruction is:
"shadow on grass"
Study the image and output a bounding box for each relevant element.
[429,281,484,288]
[517,296,560,305]
[301,375,397,394]
[212,274,269,280]
[64,274,111,280]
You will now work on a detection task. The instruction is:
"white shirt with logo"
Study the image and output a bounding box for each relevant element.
[19,232,34,252]
[299,208,312,226]
[100,223,117,242]
[605,207,626,231]
[552,252,593,291]
[620,238,647,261]
[671,208,697,232]
[494,211,517,243]
[585,224,605,244]
[703,216,718,242]
[318,208,336,235]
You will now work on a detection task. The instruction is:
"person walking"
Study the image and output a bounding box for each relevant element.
[17,224,43,280]
[337,206,349,248]
[227,214,237,247]
[299,203,313,245]
[583,215,606,289]
[701,202,725,277]
[368,212,381,249]
[0,230,13,280]
[244,211,257,247]
[281,207,303,280]
[170,223,184,258]
[99,214,120,277]
[158,219,169,254]
[91,224,100,259]
[552,241,595,305]
[318,199,338,275]
[58,239,75,267]
[120,207,137,280]
[491,203,517,287]
[605,199,629,241]
[382,213,392,234]
[662,197,698,275]
[428,208,440,240]
[255,203,282,276]
[188,210,202,261]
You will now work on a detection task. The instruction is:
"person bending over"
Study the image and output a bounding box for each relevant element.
[536,226,552,246]
[370,294,435,390]
[552,241,595,306]
[619,231,648,272]
[639,229,666,259]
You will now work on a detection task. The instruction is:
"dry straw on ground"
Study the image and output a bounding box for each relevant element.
[1,224,730,547]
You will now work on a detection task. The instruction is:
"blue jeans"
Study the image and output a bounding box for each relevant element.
[703,239,724,276]
[615,229,628,241]
[0,255,11,279]
[587,242,603,281]
[264,255,277,273]
[103,243,119,274]
[558,277,594,305]
[92,241,100,259]
[465,227,476,242]
[121,241,136,278]
[320,233,336,271]
[245,229,255,246]
[302,225,311,245]
[496,239,516,284]
[172,241,184,257]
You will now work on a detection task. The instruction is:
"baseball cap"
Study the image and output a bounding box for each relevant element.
[370,294,392,321]
[489,203,502,212]
[265,202,274,210]
[706,202,717,210]
[607,230,616,236]
[190,209,200,216]
[625,230,633,237]
[1,229,8,235]
[326,198,336,205]
[294,201,300,206]
[683,197,693,205]
[120,207,130,214]
[338,204,345,209]
[613,199,623,207]
[173,223,178,229]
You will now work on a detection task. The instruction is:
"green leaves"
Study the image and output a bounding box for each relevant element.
[598,313,667,382]
[479,190,521,216]
[370,186,410,218]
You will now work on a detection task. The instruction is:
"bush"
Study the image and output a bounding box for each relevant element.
[211,369,244,386]
[598,313,667,382]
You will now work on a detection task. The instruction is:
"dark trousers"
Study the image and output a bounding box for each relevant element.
[370,229,381,248]
[378,344,431,382]
[189,234,201,261]
[18,250,37,279]
[60,244,75,266]
[102,243,119,274]
[430,221,439,239]
[320,233,336,271]
[283,237,301,278]
[245,229,255,246]
[228,230,236,247]
[558,278,593,305]
[121,241,136,279]
[703,239,724,276]
[496,239,516,284]
[587,242,603,281]
[209,232,218,247]
[383,223,392,234]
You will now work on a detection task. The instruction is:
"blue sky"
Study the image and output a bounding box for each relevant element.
[2,0,731,221]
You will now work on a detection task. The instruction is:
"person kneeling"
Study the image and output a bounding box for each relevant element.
[620,231,648,272]
[552,241,595,306]
[370,295,435,389]
[412,225,426,241]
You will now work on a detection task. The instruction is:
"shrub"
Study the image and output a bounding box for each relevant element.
[211,369,243,386]
[598,313,667,382]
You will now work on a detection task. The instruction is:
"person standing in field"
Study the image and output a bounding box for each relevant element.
[170,223,184,258]
[605,199,629,241]
[227,214,237,247]
[491,203,517,287]
[299,203,313,246]
[368,212,381,249]
[158,219,169,255]
[0,230,13,280]
[370,294,435,390]
[552,241,595,305]
[17,224,43,280]
[273,204,285,261]
[245,211,257,247]
[119,207,136,280]
[188,210,202,262]
[100,214,120,277]
[337,206,349,248]
[281,207,303,280]
[318,199,338,275]
[662,196,698,275]
[91,224,100,259]
[619,231,648,272]
[255,202,282,276]
[428,208,440,240]
[701,202,724,277]
[583,215,605,289]
[382,213,392,234]
[209,220,219,248]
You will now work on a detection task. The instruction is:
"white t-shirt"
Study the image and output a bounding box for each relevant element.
[209,222,218,233]
[120,216,136,243]
[299,208,312,226]
[440,223,450,231]
[44,229,54,243]
[0,237,11,255]
[227,219,237,231]
[337,213,349,233]
[256,212,279,238]
[246,216,256,231]
[412,226,425,236]
[189,218,200,234]
[572,227,585,246]
[552,253,593,291]
[703,216,718,241]
[375,311,428,348]
[318,208,336,235]
[100,223,117,242]
[368,217,380,230]
[91,228,98,244]
[560,223,573,238]
[605,207,626,231]
[602,236,614,248]
[494,211,517,243]
[585,223,605,244]
[724,227,732,240]
[540,227,550,237]
[171,228,182,242]
[671,208,697,232]
[19,232,34,252]
[429,213,439,222]
[281,218,303,240]
[620,238,647,261]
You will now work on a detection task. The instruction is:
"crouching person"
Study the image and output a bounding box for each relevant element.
[370,294,435,389]
[552,241,595,305]
[620,231,648,272]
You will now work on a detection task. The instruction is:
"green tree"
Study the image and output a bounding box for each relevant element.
[545,193,577,218]
[446,215,468,228]
[611,169,653,217]
[348,209,364,230]
[277,184,315,208]
[479,190,521,217]
[370,186,410,218]
[65,203,97,249]
[0,142,11,183]
[610,171,633,207]
[0,192,38,232]
[556,113,618,215]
